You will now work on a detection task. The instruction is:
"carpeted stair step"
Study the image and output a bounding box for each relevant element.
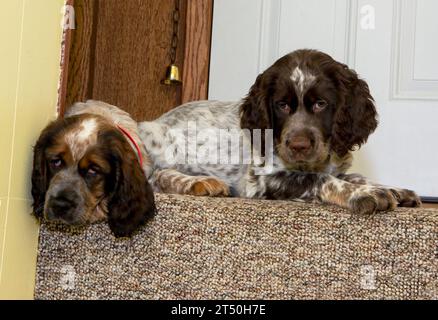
[35,193,438,299]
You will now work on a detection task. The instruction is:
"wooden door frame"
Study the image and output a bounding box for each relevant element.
[57,0,74,116]
[57,0,214,116]
[181,0,213,104]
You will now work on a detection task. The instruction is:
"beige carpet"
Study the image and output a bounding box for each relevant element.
[35,193,438,300]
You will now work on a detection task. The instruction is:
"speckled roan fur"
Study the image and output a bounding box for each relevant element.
[139,101,247,194]
[136,50,421,215]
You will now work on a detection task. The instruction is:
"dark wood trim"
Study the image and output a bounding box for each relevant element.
[422,203,438,209]
[62,0,98,116]
[57,0,75,117]
[421,197,438,203]
[181,0,214,104]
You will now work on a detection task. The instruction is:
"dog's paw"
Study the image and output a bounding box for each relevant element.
[189,177,230,197]
[389,188,422,207]
[349,187,398,215]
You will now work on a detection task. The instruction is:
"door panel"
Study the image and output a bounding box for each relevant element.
[65,0,187,121]
[413,0,438,81]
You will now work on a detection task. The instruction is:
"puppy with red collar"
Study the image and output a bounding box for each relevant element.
[31,101,155,237]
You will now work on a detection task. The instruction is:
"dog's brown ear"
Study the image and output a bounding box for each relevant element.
[330,64,378,157]
[240,73,271,132]
[31,120,63,218]
[105,131,155,238]
[31,140,48,218]
[240,72,274,156]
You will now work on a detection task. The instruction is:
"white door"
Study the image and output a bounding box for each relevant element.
[209,0,438,199]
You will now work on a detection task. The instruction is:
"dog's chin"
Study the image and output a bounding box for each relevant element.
[44,208,91,226]
[44,215,83,226]
[44,203,107,226]
[291,153,311,162]
[278,146,330,172]
[284,158,320,171]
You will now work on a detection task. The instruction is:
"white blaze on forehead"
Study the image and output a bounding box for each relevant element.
[291,67,304,83]
[76,118,97,141]
[290,66,316,95]
[65,118,98,160]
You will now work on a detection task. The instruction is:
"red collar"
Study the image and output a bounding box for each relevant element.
[116,124,143,167]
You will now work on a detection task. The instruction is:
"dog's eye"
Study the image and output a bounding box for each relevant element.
[87,167,98,177]
[50,158,63,169]
[313,100,328,113]
[86,164,104,178]
[276,102,290,113]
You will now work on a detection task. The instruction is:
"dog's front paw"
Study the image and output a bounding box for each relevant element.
[389,188,422,207]
[189,177,230,197]
[349,187,398,215]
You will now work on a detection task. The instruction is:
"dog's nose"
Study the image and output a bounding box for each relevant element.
[47,192,77,219]
[288,136,312,154]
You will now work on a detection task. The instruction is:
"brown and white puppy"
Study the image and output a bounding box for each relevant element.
[138,49,421,214]
[31,103,155,237]
[241,49,377,169]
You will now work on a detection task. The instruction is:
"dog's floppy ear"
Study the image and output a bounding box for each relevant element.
[240,72,274,156]
[105,131,155,238]
[31,120,63,218]
[240,72,271,132]
[31,139,48,218]
[330,63,378,157]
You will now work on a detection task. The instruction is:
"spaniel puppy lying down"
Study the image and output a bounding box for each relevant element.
[139,49,420,213]
[32,49,420,237]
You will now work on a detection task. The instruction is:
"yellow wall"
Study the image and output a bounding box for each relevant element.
[0,0,64,299]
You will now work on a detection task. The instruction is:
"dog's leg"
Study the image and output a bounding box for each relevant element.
[338,173,421,208]
[247,171,404,214]
[337,173,370,185]
[152,169,230,197]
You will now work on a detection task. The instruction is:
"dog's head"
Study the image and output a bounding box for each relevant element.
[240,49,378,170]
[31,113,155,237]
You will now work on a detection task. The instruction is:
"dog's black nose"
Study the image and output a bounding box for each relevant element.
[47,191,78,220]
